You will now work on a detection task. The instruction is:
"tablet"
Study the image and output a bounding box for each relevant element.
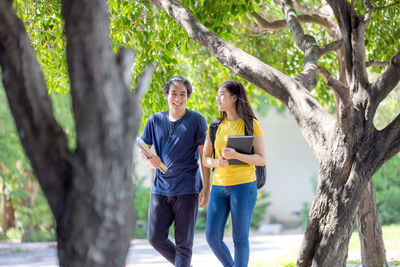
[226,136,254,165]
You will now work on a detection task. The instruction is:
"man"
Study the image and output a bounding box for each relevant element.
[139,76,210,267]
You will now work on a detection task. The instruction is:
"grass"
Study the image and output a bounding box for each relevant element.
[11,247,27,253]
[250,249,298,267]
[349,224,400,253]
[250,224,400,267]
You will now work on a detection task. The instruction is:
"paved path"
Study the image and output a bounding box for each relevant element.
[0,233,303,267]
[1,233,399,267]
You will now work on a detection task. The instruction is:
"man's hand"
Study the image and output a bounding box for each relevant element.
[199,187,210,208]
[147,155,161,169]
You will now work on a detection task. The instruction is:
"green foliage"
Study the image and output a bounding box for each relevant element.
[300,202,312,230]
[108,0,278,130]
[251,191,270,230]
[50,92,76,149]
[374,154,400,225]
[14,0,69,95]
[374,83,400,130]
[132,170,151,239]
[0,85,66,242]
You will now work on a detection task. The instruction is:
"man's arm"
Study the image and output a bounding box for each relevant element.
[138,144,161,169]
[198,144,211,208]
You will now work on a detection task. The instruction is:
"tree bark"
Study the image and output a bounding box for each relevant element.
[356,179,388,267]
[0,0,153,266]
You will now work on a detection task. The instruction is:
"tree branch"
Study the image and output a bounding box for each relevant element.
[370,49,400,112]
[318,66,351,107]
[373,113,400,173]
[327,0,369,89]
[128,64,155,124]
[293,0,332,17]
[251,11,334,36]
[0,0,71,221]
[147,0,336,157]
[62,0,133,152]
[363,0,374,24]
[318,66,352,127]
[251,11,287,31]
[147,0,292,103]
[116,47,135,89]
[374,0,400,10]
[366,60,390,68]
[320,39,343,55]
[280,0,319,91]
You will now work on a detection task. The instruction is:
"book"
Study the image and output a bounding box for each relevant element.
[226,136,254,165]
[135,136,168,174]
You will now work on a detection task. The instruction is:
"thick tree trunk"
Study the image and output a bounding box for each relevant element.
[0,1,153,266]
[356,179,388,267]
[297,170,359,267]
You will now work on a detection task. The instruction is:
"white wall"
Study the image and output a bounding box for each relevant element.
[257,108,318,223]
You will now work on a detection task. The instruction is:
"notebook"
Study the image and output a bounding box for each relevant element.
[226,136,254,165]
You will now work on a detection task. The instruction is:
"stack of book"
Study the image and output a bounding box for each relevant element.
[135,136,168,174]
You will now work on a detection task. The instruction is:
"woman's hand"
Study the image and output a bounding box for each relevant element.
[215,156,229,168]
[221,147,237,160]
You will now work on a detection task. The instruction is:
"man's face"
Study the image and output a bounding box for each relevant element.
[166,82,188,113]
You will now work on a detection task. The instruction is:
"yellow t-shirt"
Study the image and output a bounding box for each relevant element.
[210,118,263,186]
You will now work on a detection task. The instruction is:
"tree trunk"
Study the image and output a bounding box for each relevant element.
[0,1,153,266]
[356,179,388,267]
[297,170,360,267]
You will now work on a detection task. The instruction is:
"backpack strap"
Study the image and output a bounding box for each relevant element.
[245,117,256,153]
[209,118,222,159]
[210,116,256,156]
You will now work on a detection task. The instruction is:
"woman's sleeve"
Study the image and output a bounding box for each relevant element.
[253,119,264,137]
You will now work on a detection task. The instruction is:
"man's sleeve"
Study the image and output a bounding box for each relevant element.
[140,116,154,145]
[195,115,208,146]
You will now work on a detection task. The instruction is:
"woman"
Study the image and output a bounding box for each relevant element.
[202,80,266,267]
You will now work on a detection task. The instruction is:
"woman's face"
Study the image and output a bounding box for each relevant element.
[216,87,237,112]
[165,82,188,114]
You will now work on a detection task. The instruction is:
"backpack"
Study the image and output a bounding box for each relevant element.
[208,117,267,189]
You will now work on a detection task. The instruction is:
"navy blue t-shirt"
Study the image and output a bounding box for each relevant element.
[141,109,207,196]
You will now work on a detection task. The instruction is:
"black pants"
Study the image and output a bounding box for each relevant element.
[147,193,198,267]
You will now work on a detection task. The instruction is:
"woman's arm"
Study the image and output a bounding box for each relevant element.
[202,134,229,168]
[221,135,266,166]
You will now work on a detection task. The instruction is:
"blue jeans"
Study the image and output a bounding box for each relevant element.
[205,181,257,267]
[147,193,198,267]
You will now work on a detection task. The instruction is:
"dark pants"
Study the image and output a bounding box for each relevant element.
[147,193,198,267]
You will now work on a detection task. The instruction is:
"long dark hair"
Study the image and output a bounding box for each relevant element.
[219,80,256,135]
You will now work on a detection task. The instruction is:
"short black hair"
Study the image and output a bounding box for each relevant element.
[163,76,193,98]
